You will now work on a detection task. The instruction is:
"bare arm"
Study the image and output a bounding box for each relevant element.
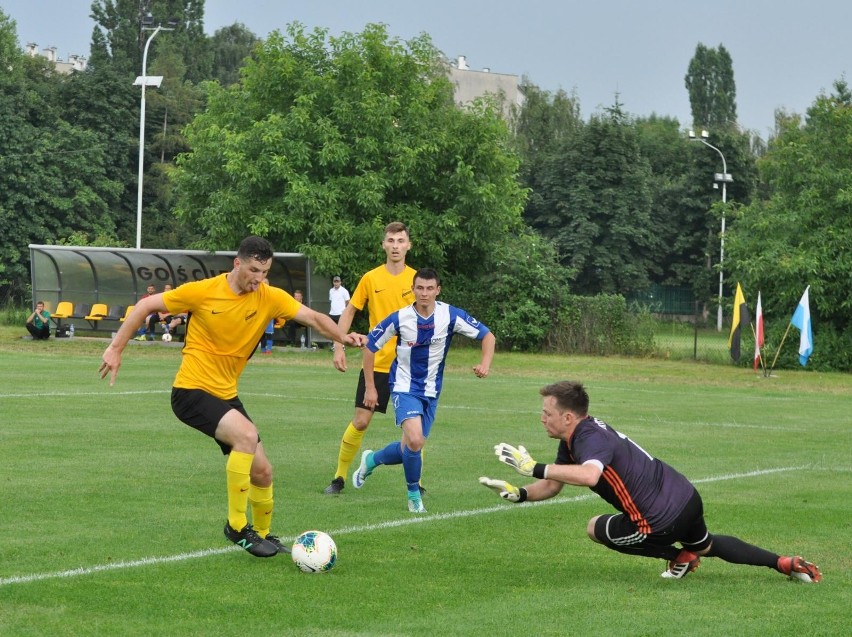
[293,306,364,373]
[331,302,360,371]
[472,332,496,378]
[362,347,379,409]
[99,294,168,385]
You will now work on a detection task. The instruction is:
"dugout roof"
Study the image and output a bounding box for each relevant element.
[28,245,330,337]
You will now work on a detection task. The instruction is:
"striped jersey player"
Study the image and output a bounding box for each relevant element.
[351,267,496,513]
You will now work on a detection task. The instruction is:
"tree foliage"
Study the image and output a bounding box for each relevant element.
[0,10,123,301]
[726,79,852,368]
[209,22,258,87]
[174,23,526,280]
[685,43,737,130]
[521,100,660,295]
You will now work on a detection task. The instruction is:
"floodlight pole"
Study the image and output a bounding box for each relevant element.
[689,130,732,332]
[135,24,174,250]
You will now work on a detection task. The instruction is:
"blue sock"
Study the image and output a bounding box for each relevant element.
[401,446,422,490]
[372,441,403,467]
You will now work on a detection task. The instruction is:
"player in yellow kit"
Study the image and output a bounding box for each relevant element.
[100,236,364,557]
[324,221,417,494]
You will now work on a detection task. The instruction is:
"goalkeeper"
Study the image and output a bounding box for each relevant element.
[480,380,822,583]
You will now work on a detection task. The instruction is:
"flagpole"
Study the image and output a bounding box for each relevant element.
[768,322,793,375]
[750,322,767,376]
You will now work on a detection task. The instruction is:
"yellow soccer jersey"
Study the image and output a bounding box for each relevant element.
[350,264,416,372]
[163,274,301,399]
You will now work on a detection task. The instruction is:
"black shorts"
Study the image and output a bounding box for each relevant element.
[355,369,391,413]
[171,387,256,455]
[593,489,712,553]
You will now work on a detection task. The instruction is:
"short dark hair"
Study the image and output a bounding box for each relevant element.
[413,267,440,286]
[384,221,409,237]
[237,236,274,263]
[540,381,590,415]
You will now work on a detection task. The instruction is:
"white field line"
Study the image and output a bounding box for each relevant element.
[0,465,806,588]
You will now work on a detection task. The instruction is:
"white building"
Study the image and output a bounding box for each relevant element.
[447,55,524,120]
[25,42,87,73]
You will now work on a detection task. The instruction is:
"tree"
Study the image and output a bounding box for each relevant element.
[522,101,660,295]
[0,10,123,302]
[726,79,852,369]
[90,0,211,81]
[173,23,527,280]
[685,43,737,131]
[209,22,258,87]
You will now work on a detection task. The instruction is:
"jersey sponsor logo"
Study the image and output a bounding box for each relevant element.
[370,325,386,339]
[245,310,257,321]
[374,288,386,293]
[465,316,480,327]
[402,289,413,297]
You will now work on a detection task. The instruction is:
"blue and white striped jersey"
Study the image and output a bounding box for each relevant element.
[366,301,490,398]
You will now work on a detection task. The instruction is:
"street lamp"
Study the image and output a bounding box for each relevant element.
[689,129,733,332]
[134,18,177,250]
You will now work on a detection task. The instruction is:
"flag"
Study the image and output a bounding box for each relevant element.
[753,291,764,371]
[790,286,813,366]
[728,283,750,362]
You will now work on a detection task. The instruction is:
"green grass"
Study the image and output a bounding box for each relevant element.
[0,328,850,636]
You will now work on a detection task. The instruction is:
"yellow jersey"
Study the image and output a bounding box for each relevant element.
[163,274,302,399]
[350,264,416,372]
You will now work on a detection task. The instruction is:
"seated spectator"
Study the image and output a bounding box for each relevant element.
[26,301,51,340]
[287,289,307,347]
[134,284,158,340]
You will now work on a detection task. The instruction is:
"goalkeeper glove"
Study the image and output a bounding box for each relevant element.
[494,443,548,478]
[478,476,526,503]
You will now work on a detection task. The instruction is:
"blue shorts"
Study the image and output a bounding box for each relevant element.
[392,393,438,438]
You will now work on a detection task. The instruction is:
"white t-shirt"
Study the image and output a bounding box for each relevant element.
[329,285,350,316]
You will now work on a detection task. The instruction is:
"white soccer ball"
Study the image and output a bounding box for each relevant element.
[161,332,172,342]
[291,530,337,573]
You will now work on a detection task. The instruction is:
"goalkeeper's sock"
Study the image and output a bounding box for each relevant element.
[249,483,274,538]
[372,441,403,466]
[335,422,364,479]
[705,535,779,569]
[225,450,254,531]
[401,445,422,487]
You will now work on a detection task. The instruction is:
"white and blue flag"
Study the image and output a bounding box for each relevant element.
[790,285,813,366]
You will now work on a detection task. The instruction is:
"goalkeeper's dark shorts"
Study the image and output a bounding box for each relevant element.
[171,387,258,455]
[355,369,391,413]
[593,489,712,553]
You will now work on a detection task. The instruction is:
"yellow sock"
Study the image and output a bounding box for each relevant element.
[335,422,365,479]
[225,450,254,531]
[249,483,274,538]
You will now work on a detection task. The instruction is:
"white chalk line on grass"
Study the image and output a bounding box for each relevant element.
[0,465,806,588]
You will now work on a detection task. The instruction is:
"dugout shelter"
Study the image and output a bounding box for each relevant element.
[28,245,331,344]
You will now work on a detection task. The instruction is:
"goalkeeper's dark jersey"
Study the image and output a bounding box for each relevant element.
[555,416,695,533]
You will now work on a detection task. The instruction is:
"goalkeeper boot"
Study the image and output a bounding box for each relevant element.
[324,477,345,495]
[223,521,278,558]
[352,450,375,489]
[778,556,822,583]
[407,491,427,514]
[661,549,701,579]
[262,533,291,555]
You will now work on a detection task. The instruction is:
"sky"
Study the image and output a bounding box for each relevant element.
[5,0,851,138]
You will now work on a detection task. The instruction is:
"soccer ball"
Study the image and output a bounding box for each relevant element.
[291,530,337,573]
[161,332,172,342]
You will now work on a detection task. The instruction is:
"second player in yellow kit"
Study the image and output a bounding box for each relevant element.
[324,222,416,494]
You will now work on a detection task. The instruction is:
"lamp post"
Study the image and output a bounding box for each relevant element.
[134,19,176,249]
[689,129,733,332]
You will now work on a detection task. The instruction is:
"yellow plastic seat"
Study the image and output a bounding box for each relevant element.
[119,305,135,322]
[85,303,109,328]
[52,301,73,319]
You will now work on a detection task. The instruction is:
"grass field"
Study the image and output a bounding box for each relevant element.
[0,330,849,636]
